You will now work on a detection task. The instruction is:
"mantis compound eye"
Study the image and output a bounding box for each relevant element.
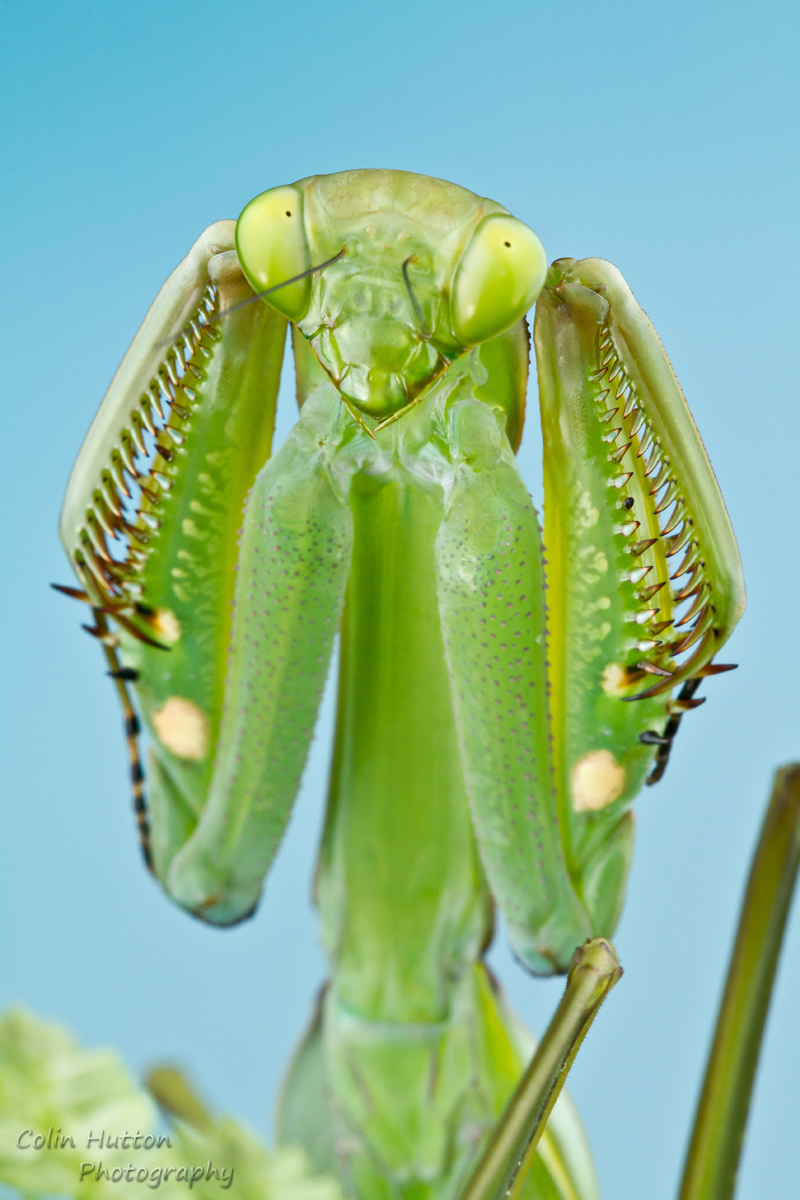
[451,215,547,346]
[236,185,312,321]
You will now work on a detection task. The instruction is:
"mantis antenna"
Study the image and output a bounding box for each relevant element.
[401,254,432,339]
[210,247,347,322]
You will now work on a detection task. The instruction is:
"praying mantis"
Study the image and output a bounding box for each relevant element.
[58,169,745,1200]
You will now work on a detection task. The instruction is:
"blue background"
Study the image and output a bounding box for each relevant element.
[2,2,799,1196]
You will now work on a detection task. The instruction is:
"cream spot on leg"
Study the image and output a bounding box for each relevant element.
[601,663,628,696]
[571,750,626,812]
[153,697,208,761]
[601,662,643,697]
[152,608,181,644]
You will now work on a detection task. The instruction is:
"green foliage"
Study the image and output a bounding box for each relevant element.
[0,1009,343,1200]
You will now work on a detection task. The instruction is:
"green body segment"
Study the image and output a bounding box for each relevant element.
[167,388,354,924]
[279,969,600,1200]
[435,398,590,973]
[59,170,745,1200]
[59,226,287,877]
[315,464,491,1021]
[535,259,745,924]
[314,454,493,1198]
[130,251,286,863]
[295,443,598,1199]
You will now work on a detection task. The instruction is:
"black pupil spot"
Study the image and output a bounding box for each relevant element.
[286,210,292,217]
[504,241,511,247]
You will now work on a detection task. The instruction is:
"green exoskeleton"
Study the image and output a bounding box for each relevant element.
[58,170,744,1200]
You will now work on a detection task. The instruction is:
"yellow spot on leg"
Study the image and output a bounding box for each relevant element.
[153,697,208,761]
[571,750,626,813]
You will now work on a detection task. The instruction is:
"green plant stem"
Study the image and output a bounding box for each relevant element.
[678,763,800,1200]
[146,1065,214,1131]
[459,938,622,1200]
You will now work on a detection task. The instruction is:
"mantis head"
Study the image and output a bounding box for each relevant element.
[235,169,547,421]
